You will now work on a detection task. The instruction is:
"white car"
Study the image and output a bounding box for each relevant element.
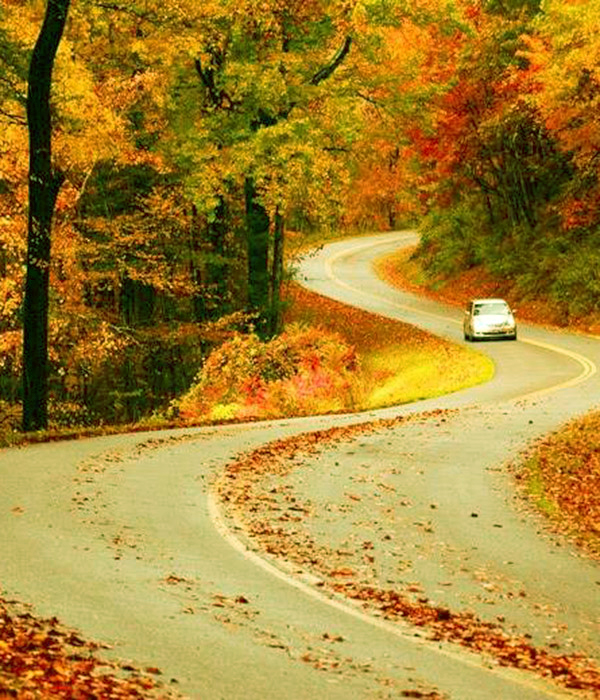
[463,298,517,341]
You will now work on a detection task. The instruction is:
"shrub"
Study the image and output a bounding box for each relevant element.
[550,244,600,317]
[175,324,361,421]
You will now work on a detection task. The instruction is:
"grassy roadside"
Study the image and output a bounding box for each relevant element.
[515,415,600,559]
[376,244,600,560]
[284,283,493,410]
[375,245,600,332]
[171,282,492,423]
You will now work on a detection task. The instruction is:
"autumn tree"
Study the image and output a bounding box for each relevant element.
[340,15,443,231]
[523,0,600,230]
[0,21,28,320]
[375,0,600,317]
[23,0,71,431]
[167,1,360,337]
[1,0,192,427]
[394,1,571,276]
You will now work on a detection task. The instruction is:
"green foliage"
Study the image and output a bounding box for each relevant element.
[80,331,201,424]
[522,456,559,517]
[0,312,254,428]
[418,199,486,278]
[0,25,28,114]
[163,2,364,336]
[78,163,162,219]
[549,241,600,317]
[484,0,541,19]
[420,197,600,317]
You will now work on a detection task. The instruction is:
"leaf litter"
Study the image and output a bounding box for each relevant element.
[216,410,600,697]
[0,598,180,699]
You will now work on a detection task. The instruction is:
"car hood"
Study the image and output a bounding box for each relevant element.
[473,313,514,327]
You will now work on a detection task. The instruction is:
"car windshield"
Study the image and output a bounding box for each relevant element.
[474,302,509,316]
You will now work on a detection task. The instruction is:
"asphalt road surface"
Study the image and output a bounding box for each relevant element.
[1,232,599,699]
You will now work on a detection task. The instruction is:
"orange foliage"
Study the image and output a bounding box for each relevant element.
[0,600,175,699]
[176,322,360,421]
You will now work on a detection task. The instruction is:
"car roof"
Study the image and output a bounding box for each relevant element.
[472,298,508,304]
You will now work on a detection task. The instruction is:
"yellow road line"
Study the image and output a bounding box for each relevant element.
[517,338,596,400]
[323,235,597,401]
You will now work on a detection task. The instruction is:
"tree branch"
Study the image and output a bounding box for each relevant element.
[195,55,238,110]
[310,36,352,86]
[194,57,221,107]
[0,106,26,125]
[357,91,382,107]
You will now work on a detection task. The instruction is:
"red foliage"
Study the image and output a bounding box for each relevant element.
[176,321,360,421]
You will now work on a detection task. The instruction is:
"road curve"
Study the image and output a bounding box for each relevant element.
[1,232,599,700]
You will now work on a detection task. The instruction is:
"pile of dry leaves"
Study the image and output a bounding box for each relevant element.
[0,598,176,699]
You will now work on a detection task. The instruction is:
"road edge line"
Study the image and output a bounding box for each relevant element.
[206,488,574,700]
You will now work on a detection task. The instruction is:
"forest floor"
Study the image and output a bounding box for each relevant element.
[376,246,600,563]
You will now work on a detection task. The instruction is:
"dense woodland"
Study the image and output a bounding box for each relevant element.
[1,0,599,429]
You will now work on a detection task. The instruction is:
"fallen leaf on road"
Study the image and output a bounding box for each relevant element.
[0,598,180,698]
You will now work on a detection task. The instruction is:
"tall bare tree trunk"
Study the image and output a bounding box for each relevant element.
[23,0,70,431]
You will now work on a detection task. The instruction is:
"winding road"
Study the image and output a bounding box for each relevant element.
[2,232,599,699]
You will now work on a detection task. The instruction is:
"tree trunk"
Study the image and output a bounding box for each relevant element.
[189,199,230,322]
[269,209,284,337]
[23,0,70,432]
[119,275,156,326]
[244,177,270,337]
[206,196,230,318]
